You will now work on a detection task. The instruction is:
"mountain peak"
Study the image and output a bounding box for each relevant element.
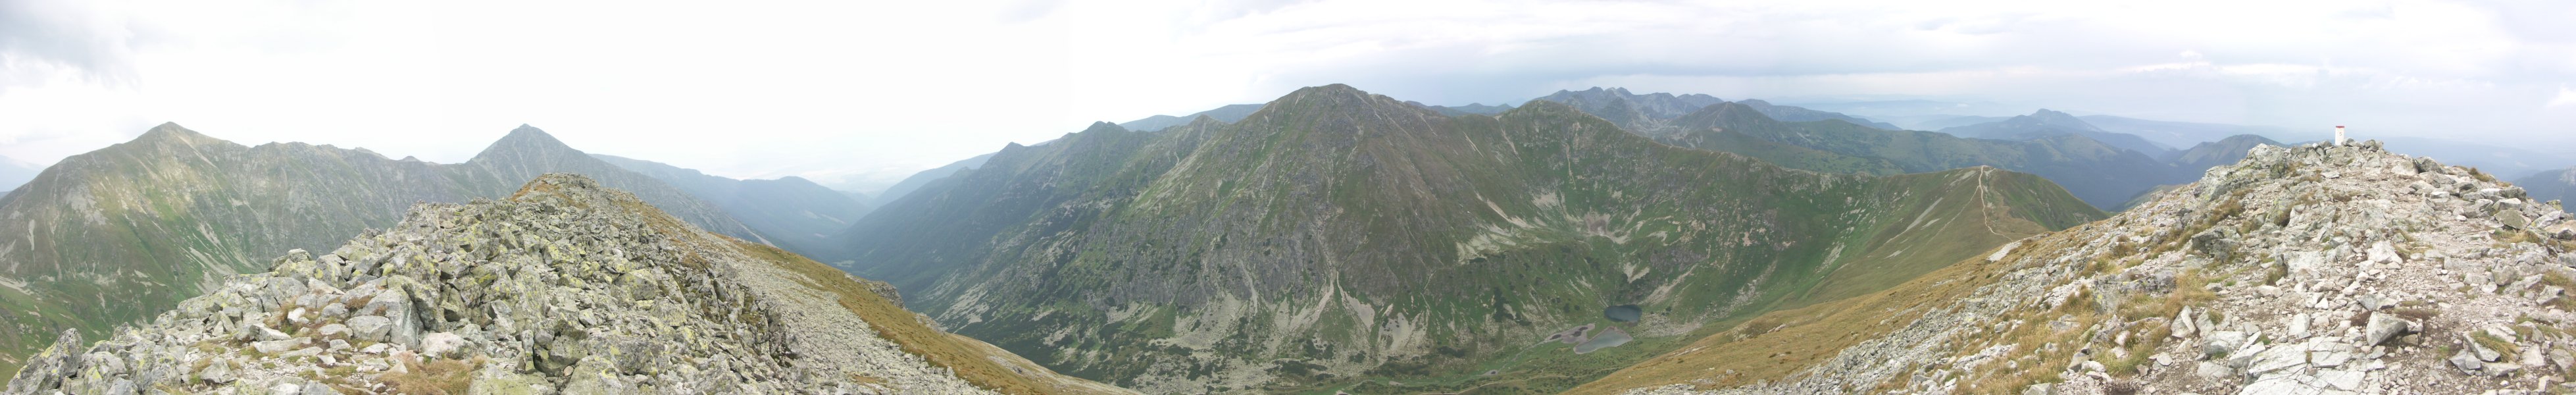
[131,122,225,145]
[1263,84,1432,119]
[1995,109,2104,132]
[1083,120,1126,133]
[1672,101,1784,132]
[503,124,555,141]
[473,124,580,161]
[1282,84,1373,101]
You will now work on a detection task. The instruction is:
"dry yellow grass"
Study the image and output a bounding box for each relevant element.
[1563,234,2080,394]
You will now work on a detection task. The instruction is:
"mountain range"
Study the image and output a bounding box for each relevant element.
[3,173,1126,394]
[593,154,875,253]
[2519,167,2576,213]
[0,157,37,192]
[0,123,867,374]
[1938,109,2173,155]
[1118,103,1267,132]
[822,84,2102,393]
[868,152,997,207]
[1409,101,1517,117]
[2078,115,2299,149]
[1532,93,2208,209]
[3,81,2567,394]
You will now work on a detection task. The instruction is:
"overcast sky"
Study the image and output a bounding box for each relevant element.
[3,0,2571,192]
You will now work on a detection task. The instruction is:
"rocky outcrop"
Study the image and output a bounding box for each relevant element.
[1615,140,2576,394]
[0,123,770,375]
[3,174,1119,394]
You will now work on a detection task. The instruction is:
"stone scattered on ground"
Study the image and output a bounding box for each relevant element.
[3,174,1012,394]
[1623,140,2576,394]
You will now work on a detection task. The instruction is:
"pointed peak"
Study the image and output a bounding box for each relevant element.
[134,122,216,144]
[471,124,583,163]
[495,124,567,145]
[1737,99,1773,106]
[505,124,553,138]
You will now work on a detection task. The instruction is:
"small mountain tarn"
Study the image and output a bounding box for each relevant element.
[1604,305,1643,323]
[1575,328,1634,354]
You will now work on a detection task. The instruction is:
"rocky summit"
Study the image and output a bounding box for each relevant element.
[3,174,1127,394]
[1601,140,2576,394]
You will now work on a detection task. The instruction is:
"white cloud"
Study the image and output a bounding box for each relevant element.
[0,0,2571,191]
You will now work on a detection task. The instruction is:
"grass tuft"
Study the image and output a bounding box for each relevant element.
[381,356,484,395]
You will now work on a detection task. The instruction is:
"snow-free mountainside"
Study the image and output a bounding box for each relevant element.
[0,123,890,378]
[2,83,2569,394]
[826,84,2106,393]
[4,174,1128,394]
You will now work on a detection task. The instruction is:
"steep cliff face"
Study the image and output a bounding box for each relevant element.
[4,174,1128,394]
[1596,140,2576,394]
[833,85,2104,393]
[0,123,757,375]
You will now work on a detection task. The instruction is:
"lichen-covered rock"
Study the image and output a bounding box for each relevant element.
[1,174,1107,394]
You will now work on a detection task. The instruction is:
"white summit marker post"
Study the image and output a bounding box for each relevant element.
[2333,125,2346,146]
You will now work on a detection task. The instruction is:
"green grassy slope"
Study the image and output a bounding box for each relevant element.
[828,85,2103,394]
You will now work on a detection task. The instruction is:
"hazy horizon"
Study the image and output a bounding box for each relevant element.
[4,0,2572,193]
